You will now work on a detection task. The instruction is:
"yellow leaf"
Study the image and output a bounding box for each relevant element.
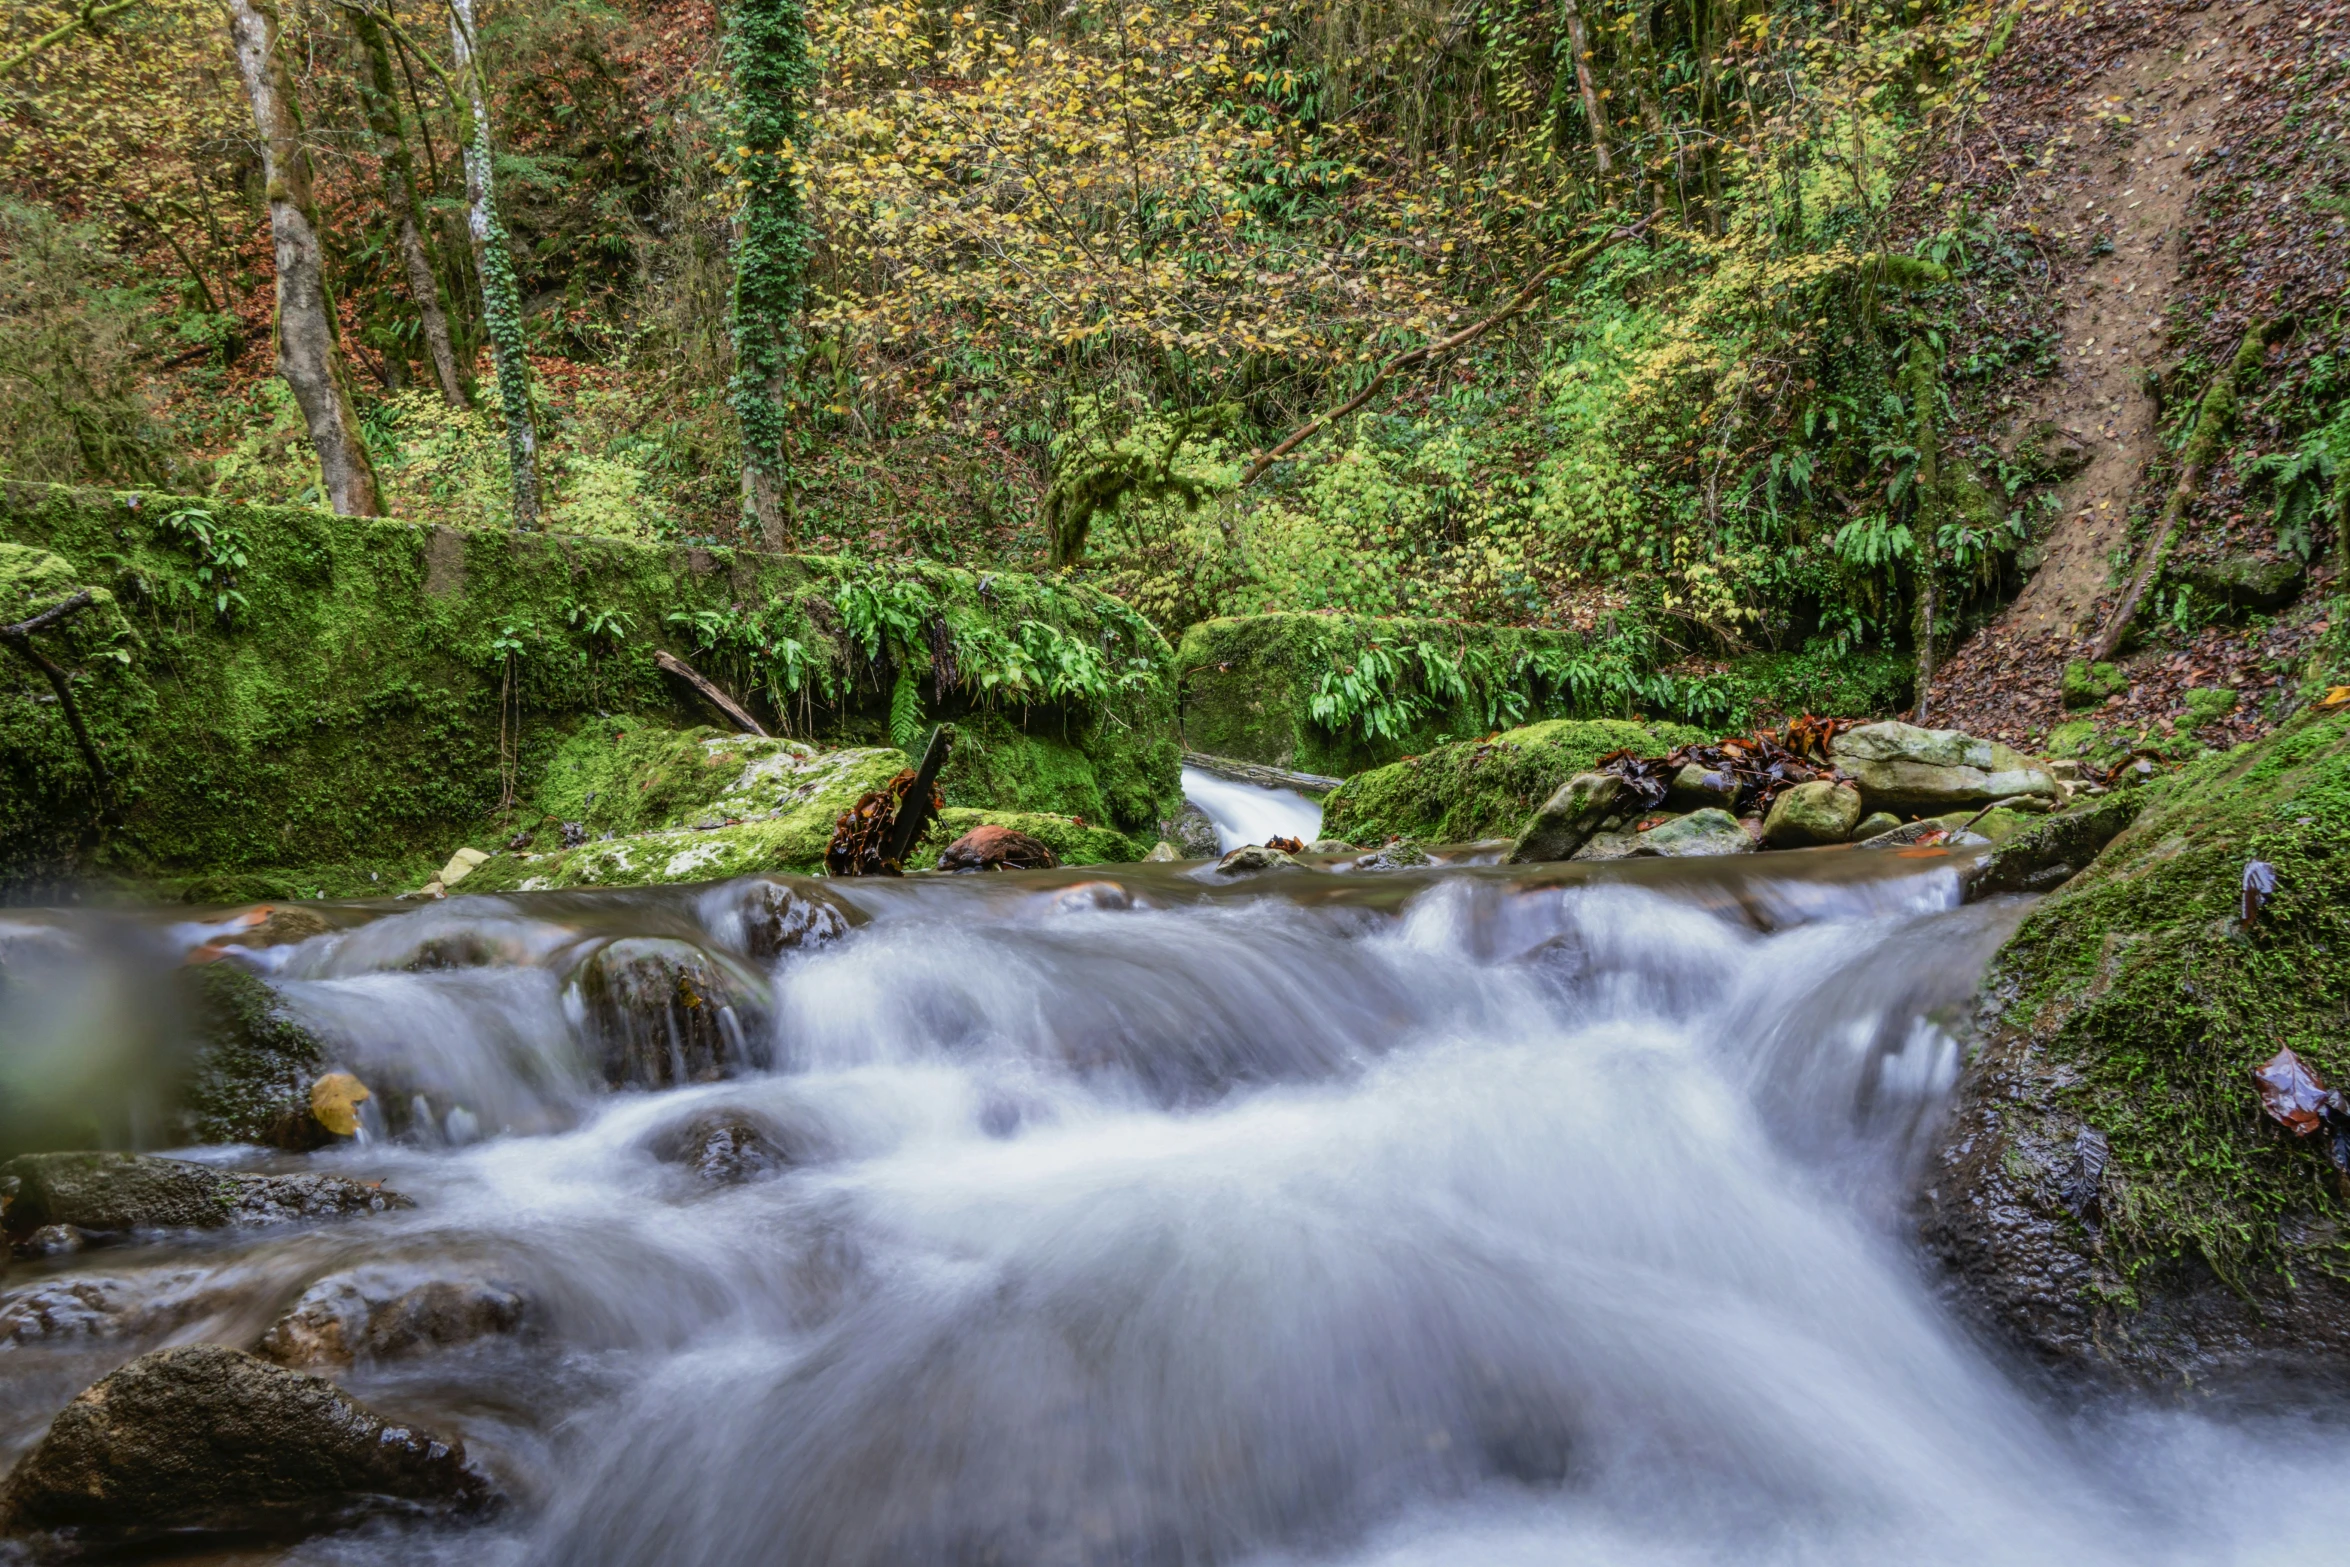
[310,1072,372,1138]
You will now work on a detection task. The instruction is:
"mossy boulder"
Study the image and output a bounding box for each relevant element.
[2179,686,2238,730]
[1641,808,1754,857]
[1923,704,2350,1386]
[0,1151,410,1239]
[178,963,333,1149]
[2171,553,2306,615]
[1762,781,1862,847]
[1321,718,1705,847]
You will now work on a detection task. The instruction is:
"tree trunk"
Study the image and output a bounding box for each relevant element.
[1556,0,1613,184]
[227,0,382,517]
[352,9,468,409]
[726,0,814,550]
[1906,339,1943,723]
[447,0,542,529]
[1626,1,1672,213]
[2090,321,2273,662]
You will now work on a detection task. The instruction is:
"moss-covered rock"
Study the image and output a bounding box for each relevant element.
[2172,553,2306,615]
[0,483,1180,898]
[1321,718,1706,846]
[2060,660,2127,711]
[927,807,1144,867]
[1923,705,2350,1386]
[179,964,331,1149]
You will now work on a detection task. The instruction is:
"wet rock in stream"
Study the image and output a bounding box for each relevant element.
[0,1153,409,1246]
[0,1343,492,1551]
[737,879,854,958]
[260,1276,528,1369]
[571,938,770,1090]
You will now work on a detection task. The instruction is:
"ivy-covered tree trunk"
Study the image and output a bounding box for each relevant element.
[725,0,813,550]
[446,0,541,529]
[351,8,468,410]
[226,0,382,517]
[1555,0,1612,184]
[1905,339,1943,723]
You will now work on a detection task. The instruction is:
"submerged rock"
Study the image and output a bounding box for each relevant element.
[1762,781,1863,848]
[1509,773,1624,864]
[736,879,854,960]
[0,1153,408,1243]
[571,939,769,1090]
[0,1344,491,1549]
[260,1275,527,1369]
[646,1107,822,1185]
[1639,808,1755,858]
[1828,722,2059,814]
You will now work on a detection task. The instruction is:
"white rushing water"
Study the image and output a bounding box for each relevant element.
[1182,764,1325,850]
[5,857,2350,1566]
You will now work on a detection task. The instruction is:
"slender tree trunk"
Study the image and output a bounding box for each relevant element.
[1626,2,1672,214]
[227,0,383,516]
[726,0,814,549]
[446,0,541,528]
[351,10,468,409]
[1906,339,1943,722]
[1557,0,1613,184]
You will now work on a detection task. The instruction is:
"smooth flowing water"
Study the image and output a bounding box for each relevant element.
[1180,766,1324,851]
[4,853,2349,1567]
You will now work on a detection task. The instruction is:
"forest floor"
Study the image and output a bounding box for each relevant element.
[1924,0,2343,751]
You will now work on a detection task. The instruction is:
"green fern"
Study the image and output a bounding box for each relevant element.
[889,665,925,754]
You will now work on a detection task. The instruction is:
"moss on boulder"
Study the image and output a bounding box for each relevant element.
[0,483,1181,898]
[1321,718,1706,846]
[929,807,1144,867]
[1924,704,2350,1385]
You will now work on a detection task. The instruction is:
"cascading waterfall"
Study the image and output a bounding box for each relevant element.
[1181,765,1324,850]
[5,855,2350,1566]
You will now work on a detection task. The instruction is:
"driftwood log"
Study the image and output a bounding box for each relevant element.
[653,650,770,737]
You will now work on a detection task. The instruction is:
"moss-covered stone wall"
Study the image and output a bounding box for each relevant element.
[0,483,1180,900]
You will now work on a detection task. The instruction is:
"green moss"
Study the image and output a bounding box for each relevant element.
[2180,686,2239,730]
[1320,717,1707,845]
[1987,707,2350,1290]
[2061,660,2127,711]
[928,807,1144,867]
[465,743,909,889]
[0,482,1182,897]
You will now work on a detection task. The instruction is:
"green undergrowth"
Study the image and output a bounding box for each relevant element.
[1320,718,1708,846]
[1178,611,1911,778]
[0,483,1180,899]
[1988,704,2350,1294]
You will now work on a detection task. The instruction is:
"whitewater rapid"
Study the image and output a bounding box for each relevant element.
[4,855,2349,1566]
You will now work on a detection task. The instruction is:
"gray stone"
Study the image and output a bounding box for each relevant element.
[1763,781,1863,848]
[1827,722,2060,814]
[1568,831,1647,862]
[1639,808,1755,857]
[1306,839,1354,855]
[737,879,854,958]
[0,1344,490,1548]
[1508,773,1625,864]
[1665,763,1740,813]
[1142,840,1181,862]
[1165,803,1220,860]
[1213,844,1298,874]
[0,1153,409,1241]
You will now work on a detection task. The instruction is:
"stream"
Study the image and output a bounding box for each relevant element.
[5,852,2350,1565]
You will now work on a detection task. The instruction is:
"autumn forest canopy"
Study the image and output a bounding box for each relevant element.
[1,0,2344,740]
